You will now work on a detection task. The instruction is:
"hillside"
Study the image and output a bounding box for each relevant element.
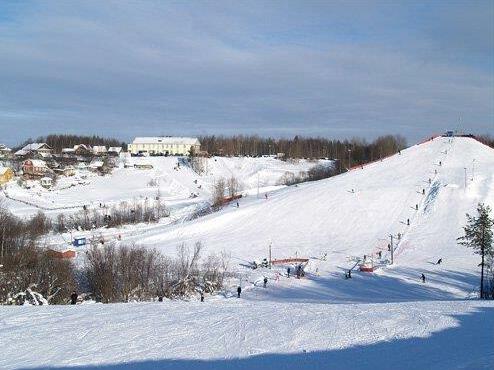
[1,136,493,370]
[121,136,494,302]
[1,156,330,218]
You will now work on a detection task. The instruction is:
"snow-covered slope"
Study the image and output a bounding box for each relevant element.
[1,300,492,370]
[124,137,494,301]
[1,156,328,217]
[1,137,493,370]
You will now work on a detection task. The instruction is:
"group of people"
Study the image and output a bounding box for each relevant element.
[286,265,304,279]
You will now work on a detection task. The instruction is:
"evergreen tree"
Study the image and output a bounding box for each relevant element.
[458,203,494,299]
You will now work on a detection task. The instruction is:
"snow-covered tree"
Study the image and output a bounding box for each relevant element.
[458,203,494,299]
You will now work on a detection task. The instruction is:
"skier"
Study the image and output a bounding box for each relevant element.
[428,178,432,184]
[407,218,410,226]
[415,204,418,211]
[439,161,442,166]
[436,258,442,265]
[265,193,268,200]
[263,277,268,288]
[348,269,352,279]
[422,188,425,195]
[287,267,291,278]
[237,286,242,298]
[421,273,426,283]
[70,291,78,305]
[378,250,382,258]
[236,201,239,208]
[200,292,204,302]
[387,243,391,252]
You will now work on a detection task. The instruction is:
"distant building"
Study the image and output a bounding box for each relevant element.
[22,159,50,178]
[93,146,108,155]
[89,159,104,171]
[128,137,200,156]
[74,144,93,156]
[108,146,122,156]
[15,143,53,158]
[0,167,14,185]
[0,144,12,158]
[40,177,53,189]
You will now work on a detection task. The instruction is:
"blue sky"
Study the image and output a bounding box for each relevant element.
[0,0,492,146]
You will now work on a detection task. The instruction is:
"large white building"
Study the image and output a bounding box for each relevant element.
[128,137,201,156]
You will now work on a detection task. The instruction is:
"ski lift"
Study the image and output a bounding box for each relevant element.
[359,256,374,272]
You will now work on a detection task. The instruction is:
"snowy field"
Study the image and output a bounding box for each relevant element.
[1,136,493,369]
[1,156,328,218]
[1,300,493,370]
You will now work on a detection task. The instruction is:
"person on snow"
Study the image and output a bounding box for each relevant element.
[265,193,268,200]
[422,188,425,195]
[348,270,352,279]
[378,251,382,258]
[416,204,419,210]
[200,292,204,302]
[70,291,78,305]
[263,277,268,288]
[407,218,410,226]
[237,286,242,298]
[287,267,291,278]
[436,258,442,265]
[421,273,426,283]
[236,202,239,208]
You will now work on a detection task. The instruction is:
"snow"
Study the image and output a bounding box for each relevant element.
[1,156,328,217]
[1,136,493,369]
[0,300,492,369]
[116,137,493,302]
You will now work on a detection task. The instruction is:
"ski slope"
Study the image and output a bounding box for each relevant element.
[1,136,493,370]
[0,300,492,370]
[123,136,494,301]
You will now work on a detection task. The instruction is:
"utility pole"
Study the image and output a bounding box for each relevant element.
[464,167,467,189]
[268,242,272,268]
[472,159,475,181]
[389,234,394,265]
[348,148,352,170]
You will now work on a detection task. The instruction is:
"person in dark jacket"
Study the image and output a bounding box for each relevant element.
[436,258,442,265]
[421,273,426,283]
[287,267,291,278]
[70,291,78,305]
[237,286,242,298]
[263,277,268,288]
[200,292,204,302]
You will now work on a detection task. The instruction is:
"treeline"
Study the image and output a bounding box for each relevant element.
[0,204,229,305]
[477,134,494,149]
[0,205,74,305]
[199,135,407,167]
[278,164,339,186]
[54,199,169,233]
[85,242,229,303]
[15,134,126,152]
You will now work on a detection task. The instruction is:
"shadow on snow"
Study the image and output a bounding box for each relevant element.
[27,306,494,370]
